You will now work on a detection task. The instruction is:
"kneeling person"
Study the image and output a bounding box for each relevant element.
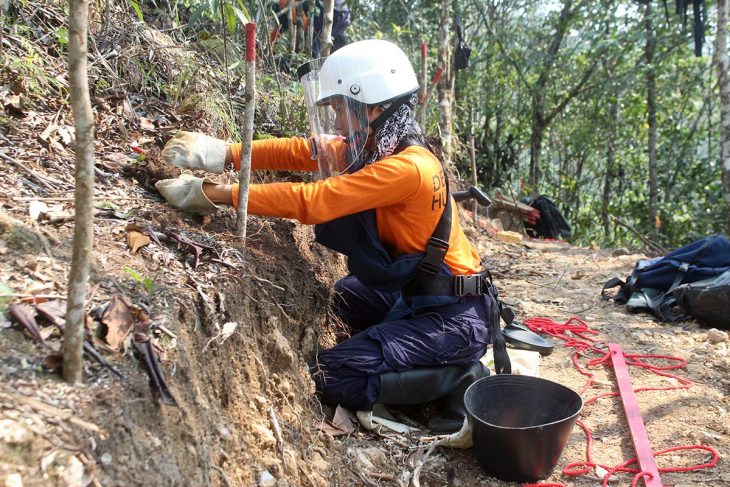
[156,39,496,432]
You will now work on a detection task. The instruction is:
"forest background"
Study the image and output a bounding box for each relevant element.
[354,0,730,249]
[105,0,730,248]
[6,0,730,248]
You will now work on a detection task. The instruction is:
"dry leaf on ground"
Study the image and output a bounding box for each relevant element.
[100,295,135,351]
[127,230,151,253]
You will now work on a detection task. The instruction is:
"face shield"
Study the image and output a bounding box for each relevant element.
[297,59,369,179]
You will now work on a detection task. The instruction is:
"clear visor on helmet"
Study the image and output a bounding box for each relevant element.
[298,60,369,179]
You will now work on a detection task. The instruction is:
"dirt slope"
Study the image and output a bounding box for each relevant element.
[1,3,728,486]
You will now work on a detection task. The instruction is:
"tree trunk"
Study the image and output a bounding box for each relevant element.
[65,0,95,384]
[527,0,575,190]
[287,0,296,54]
[602,95,619,238]
[645,1,659,234]
[529,113,544,190]
[707,63,714,164]
[305,0,315,57]
[319,0,334,57]
[295,7,305,53]
[437,0,453,166]
[470,134,478,225]
[493,111,503,167]
[717,0,730,234]
[418,41,427,127]
[559,143,570,208]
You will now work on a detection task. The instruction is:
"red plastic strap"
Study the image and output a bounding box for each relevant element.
[608,343,662,487]
[520,317,720,487]
[245,23,256,62]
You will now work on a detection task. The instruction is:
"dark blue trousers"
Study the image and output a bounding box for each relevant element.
[313,275,492,411]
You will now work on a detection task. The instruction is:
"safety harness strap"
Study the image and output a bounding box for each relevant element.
[391,138,454,287]
[393,139,511,374]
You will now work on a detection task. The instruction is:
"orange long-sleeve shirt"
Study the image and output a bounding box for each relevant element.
[229,138,482,275]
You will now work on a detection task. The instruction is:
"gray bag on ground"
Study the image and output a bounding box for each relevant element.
[672,270,730,329]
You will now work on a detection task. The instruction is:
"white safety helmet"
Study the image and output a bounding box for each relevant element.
[316,39,419,106]
[298,40,419,179]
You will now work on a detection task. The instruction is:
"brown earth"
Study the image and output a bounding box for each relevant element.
[1,3,729,486]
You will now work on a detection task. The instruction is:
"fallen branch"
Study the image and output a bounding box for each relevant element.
[31,301,124,378]
[363,471,395,481]
[24,421,82,451]
[2,293,67,300]
[608,214,665,253]
[246,274,286,292]
[0,151,71,191]
[268,406,285,454]
[154,323,177,339]
[351,469,379,487]
[168,230,215,269]
[12,196,150,202]
[0,390,105,436]
[411,439,441,487]
[81,341,123,378]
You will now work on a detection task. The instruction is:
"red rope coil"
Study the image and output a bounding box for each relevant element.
[521,317,719,487]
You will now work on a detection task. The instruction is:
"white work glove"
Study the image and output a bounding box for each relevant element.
[155,173,219,216]
[161,131,227,173]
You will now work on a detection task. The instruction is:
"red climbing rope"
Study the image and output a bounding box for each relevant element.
[521,316,719,487]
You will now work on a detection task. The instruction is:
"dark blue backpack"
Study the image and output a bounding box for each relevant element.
[603,235,730,321]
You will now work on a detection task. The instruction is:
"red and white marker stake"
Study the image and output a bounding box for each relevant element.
[236,22,256,239]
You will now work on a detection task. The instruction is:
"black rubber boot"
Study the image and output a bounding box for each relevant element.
[428,362,490,432]
[377,362,489,433]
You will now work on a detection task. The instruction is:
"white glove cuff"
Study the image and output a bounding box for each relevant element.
[205,137,227,174]
[155,174,219,216]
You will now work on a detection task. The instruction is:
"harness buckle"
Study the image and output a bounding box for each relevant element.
[454,274,483,296]
[419,237,450,276]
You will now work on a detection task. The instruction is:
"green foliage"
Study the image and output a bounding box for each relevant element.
[255,70,310,137]
[133,153,147,166]
[0,283,12,313]
[184,0,250,36]
[254,132,276,140]
[0,37,67,103]
[130,0,145,22]
[124,267,155,298]
[53,27,68,51]
[104,0,727,247]
[438,0,726,248]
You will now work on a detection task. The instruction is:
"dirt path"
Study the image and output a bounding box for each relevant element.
[311,234,728,487]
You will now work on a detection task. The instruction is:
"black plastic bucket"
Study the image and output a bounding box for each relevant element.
[464,375,582,482]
